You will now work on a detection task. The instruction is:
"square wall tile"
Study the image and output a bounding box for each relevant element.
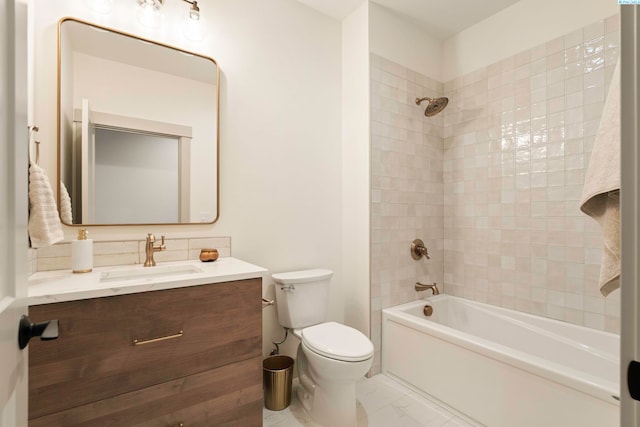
[434,16,619,333]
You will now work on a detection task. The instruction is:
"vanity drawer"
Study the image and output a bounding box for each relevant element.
[29,278,261,420]
[29,356,263,427]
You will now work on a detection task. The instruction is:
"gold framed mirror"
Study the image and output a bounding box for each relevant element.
[57,17,219,226]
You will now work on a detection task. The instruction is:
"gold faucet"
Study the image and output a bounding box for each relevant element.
[144,233,166,267]
[415,282,440,295]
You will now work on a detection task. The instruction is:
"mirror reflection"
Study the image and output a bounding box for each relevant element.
[58,18,219,225]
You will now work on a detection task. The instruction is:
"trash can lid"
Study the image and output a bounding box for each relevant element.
[301,322,373,362]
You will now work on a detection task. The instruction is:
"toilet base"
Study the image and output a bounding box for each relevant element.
[296,344,371,427]
[310,381,359,427]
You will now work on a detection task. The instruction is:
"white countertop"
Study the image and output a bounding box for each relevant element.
[28,257,268,305]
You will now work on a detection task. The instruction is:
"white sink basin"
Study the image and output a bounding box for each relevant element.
[99,264,204,283]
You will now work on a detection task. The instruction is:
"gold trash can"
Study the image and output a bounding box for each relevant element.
[263,355,294,411]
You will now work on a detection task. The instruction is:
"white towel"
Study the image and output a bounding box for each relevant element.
[579,60,620,297]
[28,161,64,248]
[60,180,73,224]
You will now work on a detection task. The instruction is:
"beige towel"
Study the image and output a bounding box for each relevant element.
[28,161,64,248]
[60,180,73,224]
[579,60,620,297]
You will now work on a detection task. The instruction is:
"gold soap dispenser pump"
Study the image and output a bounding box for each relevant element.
[72,228,93,273]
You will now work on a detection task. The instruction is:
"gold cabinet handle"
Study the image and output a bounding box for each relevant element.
[132,330,183,346]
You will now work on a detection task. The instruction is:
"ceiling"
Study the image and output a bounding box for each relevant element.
[295,0,522,39]
[295,0,364,22]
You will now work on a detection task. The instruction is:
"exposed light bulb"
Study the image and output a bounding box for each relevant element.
[138,1,161,28]
[182,1,204,41]
[189,1,200,20]
[138,0,161,7]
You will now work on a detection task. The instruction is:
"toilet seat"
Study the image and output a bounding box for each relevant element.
[301,322,374,362]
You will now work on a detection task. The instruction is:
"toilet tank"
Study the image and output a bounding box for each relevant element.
[272,269,333,329]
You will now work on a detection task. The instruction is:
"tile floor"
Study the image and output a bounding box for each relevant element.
[263,374,481,426]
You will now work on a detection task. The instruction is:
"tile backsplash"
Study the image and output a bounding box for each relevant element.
[32,237,231,272]
[369,14,620,374]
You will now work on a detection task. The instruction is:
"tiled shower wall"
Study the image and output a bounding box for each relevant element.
[443,16,620,334]
[370,54,445,374]
[370,15,620,374]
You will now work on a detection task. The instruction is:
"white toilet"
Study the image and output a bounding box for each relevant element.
[273,269,373,427]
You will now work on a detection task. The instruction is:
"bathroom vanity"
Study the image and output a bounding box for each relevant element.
[27,257,266,426]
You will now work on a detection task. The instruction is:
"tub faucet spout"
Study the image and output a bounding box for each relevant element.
[415,282,440,295]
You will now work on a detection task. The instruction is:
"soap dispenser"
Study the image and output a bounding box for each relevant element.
[72,228,93,273]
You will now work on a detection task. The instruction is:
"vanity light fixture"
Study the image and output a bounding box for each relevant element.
[137,0,164,28]
[181,0,205,41]
[137,0,164,10]
[134,0,205,41]
[183,0,200,20]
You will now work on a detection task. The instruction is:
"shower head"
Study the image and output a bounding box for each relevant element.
[415,96,449,117]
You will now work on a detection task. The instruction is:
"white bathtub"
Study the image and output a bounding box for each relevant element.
[382,295,619,427]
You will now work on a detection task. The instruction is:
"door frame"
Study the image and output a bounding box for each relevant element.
[621,5,639,426]
[0,0,29,425]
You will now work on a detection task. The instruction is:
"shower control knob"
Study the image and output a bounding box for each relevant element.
[411,239,430,260]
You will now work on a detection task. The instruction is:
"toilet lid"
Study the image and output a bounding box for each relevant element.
[301,322,374,362]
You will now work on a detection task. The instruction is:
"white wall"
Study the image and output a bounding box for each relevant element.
[442,0,619,80]
[32,0,343,359]
[341,2,370,336]
[367,0,618,83]
[369,2,442,82]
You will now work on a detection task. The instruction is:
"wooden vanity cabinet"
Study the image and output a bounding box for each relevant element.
[28,278,263,427]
